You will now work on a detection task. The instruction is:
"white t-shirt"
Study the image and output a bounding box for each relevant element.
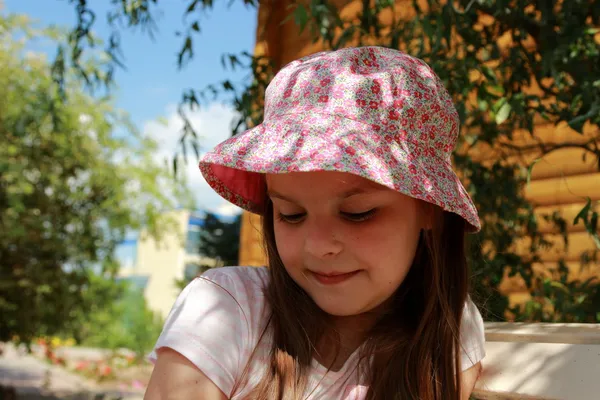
[149,266,486,399]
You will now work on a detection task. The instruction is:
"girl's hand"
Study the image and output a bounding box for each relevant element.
[144,348,228,400]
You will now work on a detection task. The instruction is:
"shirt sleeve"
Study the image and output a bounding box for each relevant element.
[459,296,486,371]
[148,268,254,397]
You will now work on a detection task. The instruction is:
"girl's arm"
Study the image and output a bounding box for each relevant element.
[144,348,228,400]
[461,361,482,400]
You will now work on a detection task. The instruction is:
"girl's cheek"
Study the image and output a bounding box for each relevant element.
[274,224,301,252]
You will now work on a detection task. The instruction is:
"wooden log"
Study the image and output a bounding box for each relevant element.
[499,261,600,294]
[524,172,600,206]
[535,202,599,234]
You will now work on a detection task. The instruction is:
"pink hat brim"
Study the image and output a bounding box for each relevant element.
[199,113,481,232]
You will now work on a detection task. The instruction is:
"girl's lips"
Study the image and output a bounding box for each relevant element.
[310,270,361,285]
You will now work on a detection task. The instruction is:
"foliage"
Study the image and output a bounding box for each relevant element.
[71,276,164,358]
[197,213,242,266]
[0,13,192,344]
[175,213,241,290]
[52,1,599,322]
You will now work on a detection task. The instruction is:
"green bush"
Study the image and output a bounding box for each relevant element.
[63,272,163,358]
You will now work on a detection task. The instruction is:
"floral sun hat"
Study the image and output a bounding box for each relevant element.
[199,46,481,232]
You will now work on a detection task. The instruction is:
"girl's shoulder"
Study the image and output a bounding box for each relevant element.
[189,265,272,326]
[200,265,270,292]
[148,266,272,398]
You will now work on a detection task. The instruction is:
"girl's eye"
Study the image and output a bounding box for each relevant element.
[277,212,306,224]
[341,209,376,222]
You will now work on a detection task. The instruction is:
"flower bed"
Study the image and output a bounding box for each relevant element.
[33,337,153,391]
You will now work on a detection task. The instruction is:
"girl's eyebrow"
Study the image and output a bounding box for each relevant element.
[267,190,296,202]
[267,187,385,202]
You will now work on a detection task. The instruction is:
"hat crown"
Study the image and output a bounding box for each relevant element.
[264,46,460,160]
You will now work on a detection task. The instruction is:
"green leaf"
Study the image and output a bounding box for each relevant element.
[186,0,199,13]
[481,66,496,81]
[294,4,309,33]
[495,102,512,124]
[526,158,541,187]
[574,197,592,226]
[567,114,587,133]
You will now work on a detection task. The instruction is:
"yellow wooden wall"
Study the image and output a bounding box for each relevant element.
[239,0,600,305]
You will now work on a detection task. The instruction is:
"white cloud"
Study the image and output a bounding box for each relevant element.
[142,102,243,216]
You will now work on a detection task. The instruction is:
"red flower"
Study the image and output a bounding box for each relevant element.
[371,82,381,94]
[421,114,430,123]
[411,187,423,196]
[320,78,331,86]
[345,146,356,155]
[318,95,329,103]
[393,99,404,108]
[356,99,367,107]
[284,89,292,98]
[369,101,379,109]
[388,109,400,120]
[409,164,417,174]
[371,124,381,131]
[407,108,415,117]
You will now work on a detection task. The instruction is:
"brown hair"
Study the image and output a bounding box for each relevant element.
[240,197,469,399]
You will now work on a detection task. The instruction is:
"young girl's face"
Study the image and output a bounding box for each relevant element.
[266,171,427,317]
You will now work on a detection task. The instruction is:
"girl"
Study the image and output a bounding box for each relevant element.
[145,46,486,399]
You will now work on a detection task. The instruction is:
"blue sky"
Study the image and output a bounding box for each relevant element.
[4,0,258,215]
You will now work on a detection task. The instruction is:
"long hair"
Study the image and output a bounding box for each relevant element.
[243,196,469,399]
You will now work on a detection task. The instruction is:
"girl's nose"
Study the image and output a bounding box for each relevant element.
[303,218,343,259]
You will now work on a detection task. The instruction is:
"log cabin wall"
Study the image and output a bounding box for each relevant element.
[239,0,600,307]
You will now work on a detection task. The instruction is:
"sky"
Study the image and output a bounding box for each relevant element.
[3,0,258,217]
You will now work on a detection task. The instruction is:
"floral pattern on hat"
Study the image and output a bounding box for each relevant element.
[199,46,481,232]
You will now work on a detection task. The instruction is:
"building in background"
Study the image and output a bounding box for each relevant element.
[115,209,235,318]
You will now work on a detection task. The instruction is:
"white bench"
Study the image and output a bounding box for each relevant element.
[473,323,600,400]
